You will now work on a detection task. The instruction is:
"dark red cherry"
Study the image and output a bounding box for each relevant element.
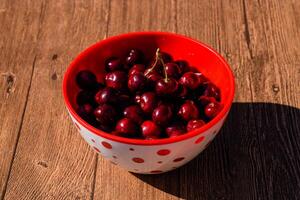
[165,124,186,137]
[179,72,201,90]
[126,49,143,66]
[105,57,123,71]
[98,124,114,133]
[134,94,141,104]
[105,71,127,90]
[140,92,158,114]
[77,105,97,126]
[204,102,222,119]
[94,104,117,125]
[165,63,181,78]
[160,52,172,63]
[123,105,144,125]
[129,64,145,76]
[176,84,189,99]
[141,120,161,138]
[178,100,199,121]
[198,96,217,106]
[144,69,163,88]
[204,83,221,101]
[145,135,160,140]
[187,119,205,132]
[76,70,97,90]
[175,60,189,74]
[115,118,138,137]
[155,78,178,95]
[152,104,173,126]
[94,87,117,104]
[128,73,147,92]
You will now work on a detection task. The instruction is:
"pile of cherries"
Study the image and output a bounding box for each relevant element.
[75,48,222,140]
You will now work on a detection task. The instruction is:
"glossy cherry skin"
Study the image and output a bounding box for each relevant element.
[204,102,221,119]
[115,118,138,137]
[155,78,178,95]
[179,72,202,90]
[198,96,217,106]
[187,119,205,132]
[140,92,158,114]
[165,124,186,137]
[105,57,123,71]
[129,64,145,76]
[105,71,127,90]
[123,105,144,125]
[178,100,199,121]
[160,52,172,63]
[94,87,117,104]
[204,83,221,101]
[76,70,97,90]
[134,94,141,104]
[128,73,147,92]
[94,104,117,125]
[141,120,161,138]
[176,84,189,99]
[175,60,189,74]
[165,63,181,78]
[126,49,143,66]
[144,69,162,88]
[152,104,173,126]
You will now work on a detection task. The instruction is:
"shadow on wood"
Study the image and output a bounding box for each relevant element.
[133,102,300,199]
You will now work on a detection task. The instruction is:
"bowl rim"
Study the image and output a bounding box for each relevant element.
[62,31,235,146]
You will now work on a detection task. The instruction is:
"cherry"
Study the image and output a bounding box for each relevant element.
[82,104,94,115]
[123,105,144,125]
[94,104,117,125]
[179,72,201,90]
[178,100,199,121]
[152,104,173,126]
[105,57,123,71]
[115,118,138,137]
[175,60,189,74]
[105,71,127,90]
[128,73,147,92]
[76,70,97,90]
[98,124,114,133]
[155,78,178,95]
[77,105,97,126]
[165,124,186,137]
[204,83,221,101]
[129,64,145,76]
[94,87,117,104]
[198,96,217,106]
[204,102,221,119]
[141,120,161,138]
[165,63,181,78]
[134,94,141,104]
[160,52,172,63]
[140,92,157,114]
[126,49,143,66]
[144,69,162,88]
[187,119,205,132]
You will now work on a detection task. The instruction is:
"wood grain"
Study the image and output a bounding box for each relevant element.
[3,0,109,199]
[0,1,43,199]
[0,0,299,199]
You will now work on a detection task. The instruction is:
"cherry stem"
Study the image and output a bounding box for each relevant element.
[159,56,168,82]
[144,48,160,76]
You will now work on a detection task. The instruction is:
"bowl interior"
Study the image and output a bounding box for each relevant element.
[63,32,234,144]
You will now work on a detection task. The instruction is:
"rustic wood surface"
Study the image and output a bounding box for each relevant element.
[0,0,299,199]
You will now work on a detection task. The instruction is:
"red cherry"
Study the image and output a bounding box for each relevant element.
[76,90,95,105]
[165,124,186,137]
[126,49,143,66]
[123,105,144,125]
[178,100,199,121]
[105,57,123,71]
[76,70,97,90]
[165,63,181,78]
[128,73,147,92]
[204,102,222,119]
[141,120,161,138]
[179,72,201,89]
[160,52,173,63]
[129,64,145,76]
[176,84,189,99]
[140,92,158,114]
[94,87,117,104]
[198,96,217,106]
[105,71,127,90]
[116,118,139,137]
[94,104,117,125]
[134,94,141,104]
[155,78,178,95]
[204,83,221,101]
[175,60,189,74]
[187,119,205,132]
[152,104,173,126]
[144,69,163,88]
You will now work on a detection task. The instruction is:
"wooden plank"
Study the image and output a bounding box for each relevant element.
[93,0,180,200]
[0,0,43,199]
[3,0,109,199]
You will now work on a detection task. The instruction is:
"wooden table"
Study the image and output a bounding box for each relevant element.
[0,0,299,199]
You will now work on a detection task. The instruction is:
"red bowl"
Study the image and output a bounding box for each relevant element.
[62,32,235,174]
